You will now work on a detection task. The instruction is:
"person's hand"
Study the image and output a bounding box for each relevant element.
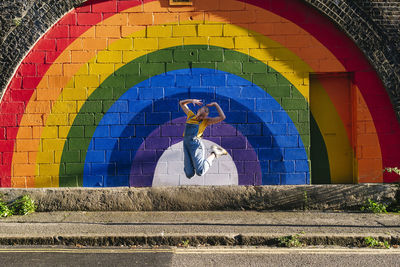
[192,99,203,106]
[207,102,217,107]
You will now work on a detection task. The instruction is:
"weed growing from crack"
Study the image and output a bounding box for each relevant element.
[10,195,36,215]
[364,237,390,249]
[13,18,22,26]
[360,199,388,214]
[0,195,36,217]
[277,234,304,247]
[178,239,190,247]
[0,199,12,217]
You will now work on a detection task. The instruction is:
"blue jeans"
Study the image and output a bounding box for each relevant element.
[183,123,212,178]
[183,136,212,178]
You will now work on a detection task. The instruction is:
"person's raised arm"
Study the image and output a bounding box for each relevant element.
[179,99,202,115]
[206,102,226,125]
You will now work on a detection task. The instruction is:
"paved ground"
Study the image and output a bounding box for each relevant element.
[0,246,400,267]
[0,211,399,247]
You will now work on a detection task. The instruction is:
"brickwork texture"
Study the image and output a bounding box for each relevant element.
[0,0,399,187]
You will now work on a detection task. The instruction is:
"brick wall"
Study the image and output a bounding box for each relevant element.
[0,0,399,187]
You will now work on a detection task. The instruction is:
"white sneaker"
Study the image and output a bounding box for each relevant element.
[211,145,228,158]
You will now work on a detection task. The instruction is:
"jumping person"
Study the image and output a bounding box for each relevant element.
[179,99,228,178]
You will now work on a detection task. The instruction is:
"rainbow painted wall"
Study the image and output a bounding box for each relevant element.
[1,0,399,188]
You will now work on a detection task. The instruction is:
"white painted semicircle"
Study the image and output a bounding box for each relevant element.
[152,140,238,186]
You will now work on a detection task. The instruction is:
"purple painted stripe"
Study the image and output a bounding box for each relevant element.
[129,117,261,186]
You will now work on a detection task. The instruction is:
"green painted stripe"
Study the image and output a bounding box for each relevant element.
[59,45,309,186]
[310,113,331,184]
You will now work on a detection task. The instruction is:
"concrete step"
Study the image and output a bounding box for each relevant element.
[0,211,399,247]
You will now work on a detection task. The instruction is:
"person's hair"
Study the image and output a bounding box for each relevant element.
[201,106,209,114]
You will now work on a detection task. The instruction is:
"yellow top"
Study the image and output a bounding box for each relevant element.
[184,110,209,138]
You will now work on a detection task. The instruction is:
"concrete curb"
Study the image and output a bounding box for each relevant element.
[0,184,398,211]
[0,234,398,247]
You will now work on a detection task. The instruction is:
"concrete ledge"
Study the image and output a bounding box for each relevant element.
[0,184,398,211]
[0,234,398,247]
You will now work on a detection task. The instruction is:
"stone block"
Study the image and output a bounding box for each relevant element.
[248,111,272,123]
[235,36,260,48]
[121,113,145,126]
[161,125,183,137]
[148,50,173,63]
[281,173,307,185]
[216,86,241,98]
[94,138,117,150]
[173,49,198,62]
[159,37,183,48]
[223,111,247,123]
[167,161,183,175]
[172,25,197,37]
[150,75,175,87]
[221,137,246,149]
[98,113,119,125]
[166,63,191,73]
[86,151,105,163]
[145,137,170,150]
[111,125,135,138]
[139,63,165,76]
[179,175,204,186]
[295,160,310,172]
[201,74,226,86]
[282,98,307,110]
[176,75,201,87]
[273,135,298,148]
[209,37,235,48]
[119,138,144,150]
[198,24,223,36]
[226,75,252,86]
[135,125,158,137]
[267,85,291,98]
[237,123,262,136]
[256,99,281,111]
[232,149,258,161]
[272,111,292,123]
[218,160,235,174]
[285,148,307,160]
[247,136,272,148]
[266,124,287,135]
[259,148,283,160]
[154,99,179,112]
[199,49,224,62]
[270,160,295,173]
[204,173,231,185]
[145,112,170,124]
[147,25,173,38]
[105,100,129,113]
[138,87,164,99]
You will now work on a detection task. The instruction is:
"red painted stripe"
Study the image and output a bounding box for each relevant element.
[1,0,398,184]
